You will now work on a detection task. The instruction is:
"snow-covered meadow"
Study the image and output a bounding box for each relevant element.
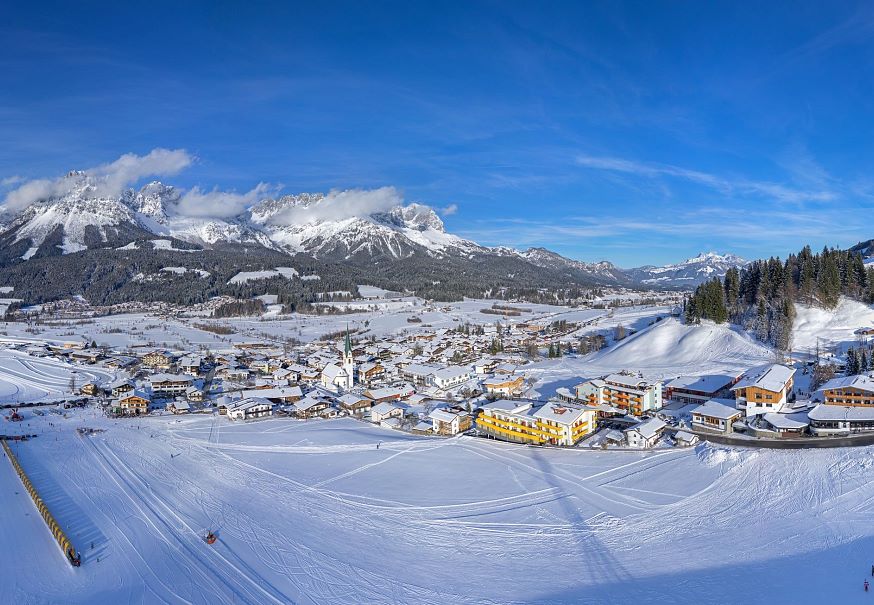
[3,411,874,604]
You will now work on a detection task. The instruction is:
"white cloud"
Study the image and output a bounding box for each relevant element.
[439,203,459,216]
[269,186,404,225]
[576,154,836,204]
[2,148,193,213]
[87,148,193,197]
[1,175,24,187]
[3,178,71,213]
[176,182,274,218]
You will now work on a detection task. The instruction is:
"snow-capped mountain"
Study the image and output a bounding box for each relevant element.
[516,247,632,284]
[250,196,482,260]
[627,252,747,287]
[0,171,746,293]
[0,171,152,260]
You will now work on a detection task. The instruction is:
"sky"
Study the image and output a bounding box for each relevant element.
[1,1,874,267]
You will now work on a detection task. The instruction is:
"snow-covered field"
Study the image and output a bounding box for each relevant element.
[3,411,874,604]
[0,350,113,404]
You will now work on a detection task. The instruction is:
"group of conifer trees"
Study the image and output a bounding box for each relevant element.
[685,246,874,349]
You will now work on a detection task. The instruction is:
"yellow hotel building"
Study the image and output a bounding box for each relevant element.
[476,399,597,446]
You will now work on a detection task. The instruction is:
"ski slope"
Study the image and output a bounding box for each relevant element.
[793,297,874,354]
[0,350,114,404]
[529,317,774,398]
[3,411,874,604]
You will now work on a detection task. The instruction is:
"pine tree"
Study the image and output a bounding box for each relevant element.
[847,348,859,376]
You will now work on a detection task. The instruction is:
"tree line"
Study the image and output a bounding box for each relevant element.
[686,245,874,349]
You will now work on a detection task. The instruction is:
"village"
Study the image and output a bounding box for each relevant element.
[6,295,874,451]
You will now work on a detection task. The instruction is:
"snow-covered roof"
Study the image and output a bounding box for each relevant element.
[692,400,742,420]
[429,409,462,423]
[227,397,273,411]
[149,373,193,383]
[666,374,737,394]
[371,401,401,415]
[481,399,533,414]
[808,404,874,421]
[731,364,795,393]
[820,374,874,394]
[432,366,471,380]
[674,430,698,442]
[604,374,650,389]
[762,412,808,430]
[625,417,666,439]
[532,403,590,424]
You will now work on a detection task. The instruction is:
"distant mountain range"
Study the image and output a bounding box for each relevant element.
[0,172,750,305]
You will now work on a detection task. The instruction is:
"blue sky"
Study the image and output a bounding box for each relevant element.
[2,1,874,267]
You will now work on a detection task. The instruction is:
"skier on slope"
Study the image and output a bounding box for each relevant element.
[870,564,873,577]
[865,579,869,592]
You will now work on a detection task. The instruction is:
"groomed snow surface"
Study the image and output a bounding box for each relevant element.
[0,350,112,403]
[4,412,874,604]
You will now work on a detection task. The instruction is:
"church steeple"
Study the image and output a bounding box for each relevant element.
[342,325,355,388]
[344,325,353,357]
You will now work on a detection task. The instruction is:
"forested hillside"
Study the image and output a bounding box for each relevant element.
[685,245,874,349]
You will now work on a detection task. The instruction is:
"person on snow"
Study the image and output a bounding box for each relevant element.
[865,579,869,592]
[871,564,873,577]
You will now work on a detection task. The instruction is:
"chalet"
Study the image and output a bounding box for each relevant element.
[272,368,295,383]
[664,374,740,405]
[167,400,191,414]
[337,393,372,414]
[70,350,102,364]
[854,327,874,338]
[674,430,700,447]
[365,386,415,403]
[216,365,250,382]
[240,386,303,403]
[370,402,404,423]
[293,395,332,418]
[109,379,134,398]
[428,408,472,436]
[149,373,194,398]
[474,359,498,375]
[624,417,666,448]
[185,386,205,402]
[357,362,384,385]
[79,382,100,396]
[731,364,795,418]
[807,374,874,435]
[116,391,150,416]
[286,363,320,383]
[820,374,874,406]
[226,397,273,421]
[482,375,525,397]
[691,400,743,434]
[178,355,203,376]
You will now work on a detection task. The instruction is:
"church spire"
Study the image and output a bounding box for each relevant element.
[344,324,352,356]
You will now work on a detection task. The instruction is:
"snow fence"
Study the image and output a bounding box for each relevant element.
[1,439,80,566]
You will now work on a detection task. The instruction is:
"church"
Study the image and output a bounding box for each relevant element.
[320,330,356,392]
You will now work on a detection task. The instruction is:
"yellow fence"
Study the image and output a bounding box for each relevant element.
[1,440,80,566]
